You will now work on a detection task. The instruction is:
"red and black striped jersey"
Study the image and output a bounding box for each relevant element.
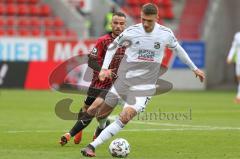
[89,33,125,89]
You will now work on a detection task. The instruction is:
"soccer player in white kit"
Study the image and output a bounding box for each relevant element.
[227,32,240,103]
[81,3,205,157]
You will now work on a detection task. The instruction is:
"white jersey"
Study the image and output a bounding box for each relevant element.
[114,23,177,63]
[102,23,197,87]
[228,32,240,64]
[102,23,197,71]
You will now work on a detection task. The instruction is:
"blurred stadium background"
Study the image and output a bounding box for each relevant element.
[1,0,240,158]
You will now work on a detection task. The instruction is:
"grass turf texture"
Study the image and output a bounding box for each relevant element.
[0,89,240,159]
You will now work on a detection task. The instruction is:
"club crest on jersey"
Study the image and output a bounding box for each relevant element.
[91,47,98,55]
[118,34,123,41]
[154,42,161,49]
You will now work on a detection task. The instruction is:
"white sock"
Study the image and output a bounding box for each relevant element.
[98,118,107,129]
[90,118,124,148]
[237,83,240,98]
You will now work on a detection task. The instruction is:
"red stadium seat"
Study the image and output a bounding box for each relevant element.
[6,28,17,36]
[6,18,15,26]
[30,5,40,16]
[43,18,53,27]
[31,28,41,36]
[18,4,29,15]
[17,0,28,3]
[123,0,174,22]
[66,29,77,38]
[5,0,15,3]
[152,0,164,6]
[0,29,5,36]
[44,29,53,37]
[139,0,151,5]
[162,0,172,7]
[30,18,41,27]
[29,0,39,4]
[18,18,30,27]
[16,0,39,3]
[0,19,5,26]
[19,28,30,36]
[53,17,64,27]
[54,29,64,37]
[0,4,5,15]
[0,2,75,38]
[7,4,18,15]
[164,7,174,19]
[131,6,141,17]
[40,4,51,16]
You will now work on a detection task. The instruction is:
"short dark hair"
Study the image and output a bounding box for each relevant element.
[142,3,158,15]
[113,12,126,18]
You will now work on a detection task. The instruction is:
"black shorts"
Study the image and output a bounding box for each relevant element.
[84,87,109,106]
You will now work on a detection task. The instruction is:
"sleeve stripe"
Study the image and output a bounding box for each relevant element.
[168,44,178,49]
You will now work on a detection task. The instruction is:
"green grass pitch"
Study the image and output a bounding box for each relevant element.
[0,89,240,159]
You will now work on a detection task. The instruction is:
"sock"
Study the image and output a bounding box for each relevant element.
[98,118,108,129]
[237,83,240,98]
[90,118,124,148]
[69,111,94,137]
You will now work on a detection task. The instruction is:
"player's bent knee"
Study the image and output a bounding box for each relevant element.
[86,107,98,116]
[95,109,111,120]
[95,103,114,119]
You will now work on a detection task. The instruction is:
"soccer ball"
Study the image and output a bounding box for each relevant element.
[109,138,130,158]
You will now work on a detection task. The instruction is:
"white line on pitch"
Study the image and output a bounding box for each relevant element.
[122,127,240,132]
[3,115,240,134]
[3,127,240,134]
[109,115,240,130]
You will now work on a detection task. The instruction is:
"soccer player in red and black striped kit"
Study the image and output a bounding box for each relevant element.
[59,12,127,146]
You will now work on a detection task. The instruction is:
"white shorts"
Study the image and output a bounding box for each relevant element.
[105,84,152,113]
[123,96,151,113]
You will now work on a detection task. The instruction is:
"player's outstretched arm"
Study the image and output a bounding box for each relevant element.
[171,44,205,83]
[193,69,205,82]
[99,41,119,81]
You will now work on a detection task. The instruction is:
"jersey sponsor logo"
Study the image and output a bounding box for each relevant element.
[138,49,155,61]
